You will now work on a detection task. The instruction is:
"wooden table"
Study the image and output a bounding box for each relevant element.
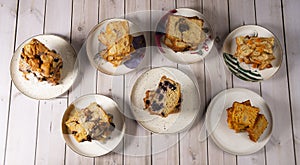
[1,0,299,164]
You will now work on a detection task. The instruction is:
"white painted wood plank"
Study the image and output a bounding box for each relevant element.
[151,1,180,165]
[228,1,264,164]
[255,0,295,165]
[35,99,67,165]
[175,2,208,164]
[34,0,72,164]
[123,1,152,164]
[283,0,300,164]
[0,1,17,165]
[66,0,98,164]
[4,0,45,164]
[202,0,236,165]
[95,0,125,164]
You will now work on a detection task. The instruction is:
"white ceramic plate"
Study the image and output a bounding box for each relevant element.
[130,67,200,133]
[86,18,147,76]
[155,8,214,64]
[61,94,125,157]
[205,88,273,155]
[10,34,78,100]
[222,25,283,82]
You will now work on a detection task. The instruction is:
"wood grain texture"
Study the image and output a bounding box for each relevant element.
[256,0,295,165]
[66,0,98,164]
[4,0,45,164]
[283,0,300,164]
[35,99,67,165]
[228,1,264,164]
[0,1,17,164]
[175,1,207,165]
[95,0,125,164]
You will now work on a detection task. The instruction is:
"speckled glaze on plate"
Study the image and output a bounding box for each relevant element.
[130,67,200,134]
[222,25,283,82]
[10,34,78,100]
[205,88,273,155]
[155,8,214,64]
[61,94,125,157]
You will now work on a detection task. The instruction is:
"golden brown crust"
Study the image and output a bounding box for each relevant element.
[19,39,63,85]
[226,100,268,142]
[235,36,275,70]
[143,76,181,117]
[98,20,134,67]
[164,15,204,52]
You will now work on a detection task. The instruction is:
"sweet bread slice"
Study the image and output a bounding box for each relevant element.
[247,114,268,142]
[98,20,134,67]
[143,76,181,117]
[19,39,63,85]
[65,102,115,143]
[231,101,259,129]
[164,15,205,52]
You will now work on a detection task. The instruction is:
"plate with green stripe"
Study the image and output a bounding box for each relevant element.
[222,25,283,82]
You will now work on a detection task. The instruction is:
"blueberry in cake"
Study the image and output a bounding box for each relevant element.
[65,102,115,143]
[164,15,205,52]
[19,39,63,85]
[143,76,182,117]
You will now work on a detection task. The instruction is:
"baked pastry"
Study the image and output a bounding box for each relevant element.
[164,15,205,52]
[65,102,115,143]
[98,20,135,67]
[143,76,181,117]
[226,100,268,142]
[247,114,268,142]
[235,36,275,70]
[19,39,63,85]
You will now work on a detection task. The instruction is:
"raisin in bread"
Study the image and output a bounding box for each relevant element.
[164,15,205,52]
[19,39,63,85]
[98,20,135,67]
[143,76,181,117]
[65,102,115,143]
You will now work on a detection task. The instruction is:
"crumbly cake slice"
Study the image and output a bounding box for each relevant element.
[143,76,181,117]
[98,20,134,67]
[19,39,63,85]
[226,100,252,132]
[65,102,115,143]
[164,15,205,52]
[235,36,275,70]
[232,101,259,129]
[247,114,268,142]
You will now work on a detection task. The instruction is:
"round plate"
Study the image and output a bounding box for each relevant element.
[86,18,147,76]
[61,94,125,157]
[205,88,273,155]
[155,8,214,64]
[222,25,283,82]
[130,67,200,133]
[10,34,78,100]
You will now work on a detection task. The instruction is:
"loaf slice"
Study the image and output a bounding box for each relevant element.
[143,76,181,117]
[231,101,259,129]
[65,102,115,143]
[247,114,268,142]
[164,15,205,52]
[19,39,63,85]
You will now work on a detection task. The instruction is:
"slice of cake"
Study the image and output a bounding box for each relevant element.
[231,101,259,129]
[65,102,115,143]
[98,20,135,67]
[143,76,181,117]
[19,39,63,85]
[164,15,205,52]
[247,114,268,142]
